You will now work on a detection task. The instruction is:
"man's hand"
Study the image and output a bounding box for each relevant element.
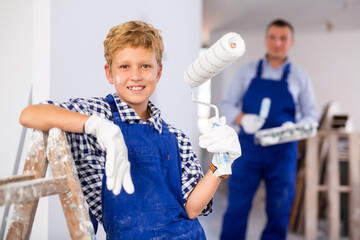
[241,114,265,134]
[199,116,242,178]
[281,121,295,129]
[84,115,134,195]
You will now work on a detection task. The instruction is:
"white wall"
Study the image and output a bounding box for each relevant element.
[1,0,202,239]
[49,0,201,142]
[293,30,360,130]
[0,0,33,181]
[0,0,49,239]
[211,28,360,131]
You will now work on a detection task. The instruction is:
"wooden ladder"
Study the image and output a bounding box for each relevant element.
[0,128,95,240]
[305,131,360,240]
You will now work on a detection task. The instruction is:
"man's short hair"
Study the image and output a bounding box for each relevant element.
[266,19,294,36]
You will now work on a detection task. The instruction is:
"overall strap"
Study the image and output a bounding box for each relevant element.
[255,59,263,78]
[281,63,291,82]
[105,94,121,125]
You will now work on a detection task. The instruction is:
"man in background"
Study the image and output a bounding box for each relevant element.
[220,19,318,240]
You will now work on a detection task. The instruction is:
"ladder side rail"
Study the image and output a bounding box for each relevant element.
[305,135,319,240]
[6,130,48,240]
[348,133,360,240]
[327,133,340,240]
[47,128,95,240]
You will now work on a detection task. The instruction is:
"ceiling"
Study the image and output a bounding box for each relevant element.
[202,0,360,44]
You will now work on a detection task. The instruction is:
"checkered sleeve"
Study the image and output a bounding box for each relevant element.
[41,97,114,222]
[167,124,213,216]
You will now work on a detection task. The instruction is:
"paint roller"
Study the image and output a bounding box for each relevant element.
[256,97,317,146]
[255,122,318,146]
[183,32,246,176]
[184,32,246,120]
[256,99,317,146]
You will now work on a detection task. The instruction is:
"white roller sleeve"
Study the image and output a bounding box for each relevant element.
[184,32,246,87]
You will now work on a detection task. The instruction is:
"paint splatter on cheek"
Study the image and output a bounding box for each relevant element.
[145,73,153,80]
[115,75,121,85]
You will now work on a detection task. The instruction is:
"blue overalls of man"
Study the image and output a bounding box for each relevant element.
[220,19,318,240]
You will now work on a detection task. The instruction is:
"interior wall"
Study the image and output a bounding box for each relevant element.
[50,0,201,149]
[0,0,33,181]
[0,0,50,239]
[211,28,360,130]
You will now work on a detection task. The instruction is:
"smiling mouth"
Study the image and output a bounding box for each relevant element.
[128,86,145,91]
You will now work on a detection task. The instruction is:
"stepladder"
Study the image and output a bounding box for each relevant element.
[305,131,360,240]
[0,128,95,240]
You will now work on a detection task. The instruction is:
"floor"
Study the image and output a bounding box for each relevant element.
[198,179,305,240]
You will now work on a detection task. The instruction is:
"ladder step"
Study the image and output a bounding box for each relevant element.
[0,176,68,205]
[3,128,95,239]
[339,153,349,161]
[317,185,350,192]
[0,172,36,186]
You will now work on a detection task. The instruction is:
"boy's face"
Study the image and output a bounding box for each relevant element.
[105,47,162,113]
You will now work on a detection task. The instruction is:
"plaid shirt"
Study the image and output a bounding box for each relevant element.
[44,93,212,223]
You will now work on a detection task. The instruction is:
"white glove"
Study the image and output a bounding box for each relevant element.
[282,121,295,129]
[84,115,134,195]
[241,114,265,134]
[199,116,242,178]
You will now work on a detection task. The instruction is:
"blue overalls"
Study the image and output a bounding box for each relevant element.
[221,60,297,240]
[101,94,206,240]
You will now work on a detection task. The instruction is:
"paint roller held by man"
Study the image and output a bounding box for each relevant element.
[19,20,241,239]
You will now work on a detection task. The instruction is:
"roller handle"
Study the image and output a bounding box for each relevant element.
[259,98,271,119]
[210,122,231,178]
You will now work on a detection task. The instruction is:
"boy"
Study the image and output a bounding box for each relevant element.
[19,21,241,239]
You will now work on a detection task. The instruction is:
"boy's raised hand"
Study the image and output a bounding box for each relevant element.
[84,115,134,195]
[199,116,242,178]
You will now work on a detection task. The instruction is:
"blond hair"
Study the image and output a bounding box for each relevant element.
[104,21,164,70]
